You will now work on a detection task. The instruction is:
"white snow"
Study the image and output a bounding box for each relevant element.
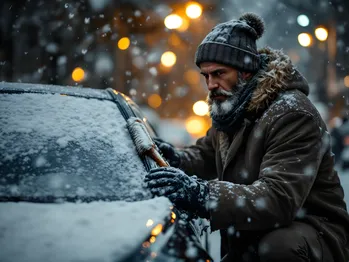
[0,197,172,262]
[0,92,151,201]
[95,54,114,75]
[149,67,158,76]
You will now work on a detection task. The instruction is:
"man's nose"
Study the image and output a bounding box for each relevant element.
[207,77,219,91]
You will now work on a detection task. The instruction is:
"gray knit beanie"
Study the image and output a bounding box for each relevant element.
[195,13,265,72]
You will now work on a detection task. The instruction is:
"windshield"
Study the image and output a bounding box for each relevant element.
[0,92,152,202]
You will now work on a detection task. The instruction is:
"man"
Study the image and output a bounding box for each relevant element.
[145,13,349,261]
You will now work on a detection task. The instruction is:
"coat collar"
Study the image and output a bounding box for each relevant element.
[247,47,309,113]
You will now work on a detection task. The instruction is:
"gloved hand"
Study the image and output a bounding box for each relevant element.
[153,138,181,168]
[145,167,209,218]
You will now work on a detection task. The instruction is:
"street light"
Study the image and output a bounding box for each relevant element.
[185,2,203,19]
[161,51,177,67]
[315,27,328,41]
[298,33,312,47]
[72,67,85,82]
[118,37,130,50]
[297,15,309,27]
[164,14,183,29]
[193,100,208,116]
[185,116,207,136]
[148,94,162,108]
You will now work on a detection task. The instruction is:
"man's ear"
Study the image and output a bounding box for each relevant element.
[241,72,253,80]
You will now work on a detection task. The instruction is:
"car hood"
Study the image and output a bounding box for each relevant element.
[0,197,172,262]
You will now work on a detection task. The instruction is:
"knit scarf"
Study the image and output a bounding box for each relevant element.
[211,54,269,133]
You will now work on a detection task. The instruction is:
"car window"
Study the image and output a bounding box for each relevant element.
[0,92,152,202]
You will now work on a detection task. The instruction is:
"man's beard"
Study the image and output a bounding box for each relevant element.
[207,74,248,119]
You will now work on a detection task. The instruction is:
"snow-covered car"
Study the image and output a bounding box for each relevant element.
[0,82,212,262]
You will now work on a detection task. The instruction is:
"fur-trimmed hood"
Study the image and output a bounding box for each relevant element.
[247,47,309,112]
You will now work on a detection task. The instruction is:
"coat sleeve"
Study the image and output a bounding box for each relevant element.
[178,127,218,180]
[208,111,327,231]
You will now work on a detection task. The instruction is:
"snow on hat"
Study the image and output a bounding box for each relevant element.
[195,13,265,72]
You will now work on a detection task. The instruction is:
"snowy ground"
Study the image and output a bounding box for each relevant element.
[207,170,349,262]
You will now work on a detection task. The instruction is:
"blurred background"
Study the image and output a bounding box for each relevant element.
[1,1,349,260]
[1,0,349,146]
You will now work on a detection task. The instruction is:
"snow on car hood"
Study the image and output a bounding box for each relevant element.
[0,197,172,262]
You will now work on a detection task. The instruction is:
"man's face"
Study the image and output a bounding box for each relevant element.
[200,62,248,117]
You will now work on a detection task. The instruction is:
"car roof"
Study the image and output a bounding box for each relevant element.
[0,81,139,119]
[0,82,124,101]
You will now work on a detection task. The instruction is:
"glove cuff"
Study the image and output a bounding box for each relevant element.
[195,179,210,219]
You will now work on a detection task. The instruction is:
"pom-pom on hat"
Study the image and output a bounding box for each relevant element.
[195,12,265,72]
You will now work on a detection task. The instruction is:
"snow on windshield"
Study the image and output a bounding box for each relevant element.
[0,196,172,262]
[0,92,152,201]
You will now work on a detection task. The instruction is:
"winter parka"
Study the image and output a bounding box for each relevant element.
[179,48,349,261]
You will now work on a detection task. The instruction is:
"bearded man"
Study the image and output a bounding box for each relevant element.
[145,13,349,262]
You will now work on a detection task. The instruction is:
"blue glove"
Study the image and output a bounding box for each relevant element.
[153,138,181,168]
[145,167,209,218]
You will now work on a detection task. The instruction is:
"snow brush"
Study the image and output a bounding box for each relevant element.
[127,117,169,167]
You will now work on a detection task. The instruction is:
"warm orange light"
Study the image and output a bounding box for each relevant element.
[164,14,183,29]
[193,100,209,116]
[118,37,130,50]
[161,51,176,67]
[149,236,156,243]
[298,33,312,47]
[185,116,207,136]
[148,94,162,109]
[315,27,328,41]
[186,2,203,19]
[184,69,200,85]
[169,33,181,46]
[344,76,349,88]
[177,18,189,32]
[171,212,176,220]
[72,67,85,82]
[151,224,163,236]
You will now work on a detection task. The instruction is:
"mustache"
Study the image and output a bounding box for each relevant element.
[208,88,234,99]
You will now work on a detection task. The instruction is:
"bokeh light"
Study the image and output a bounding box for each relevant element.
[185,116,207,136]
[186,2,203,19]
[164,14,183,29]
[184,69,200,85]
[72,67,85,82]
[177,17,189,32]
[193,100,209,116]
[298,33,312,47]
[148,94,162,108]
[297,15,310,27]
[161,51,177,67]
[118,37,130,50]
[315,27,328,41]
[344,76,349,88]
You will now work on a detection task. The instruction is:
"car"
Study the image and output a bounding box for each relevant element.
[0,82,213,262]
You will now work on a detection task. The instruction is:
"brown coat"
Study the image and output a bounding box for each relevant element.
[179,48,349,261]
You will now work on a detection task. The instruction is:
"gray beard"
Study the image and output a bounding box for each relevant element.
[207,73,248,119]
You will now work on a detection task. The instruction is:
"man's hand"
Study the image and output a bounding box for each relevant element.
[153,138,181,168]
[144,167,209,218]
